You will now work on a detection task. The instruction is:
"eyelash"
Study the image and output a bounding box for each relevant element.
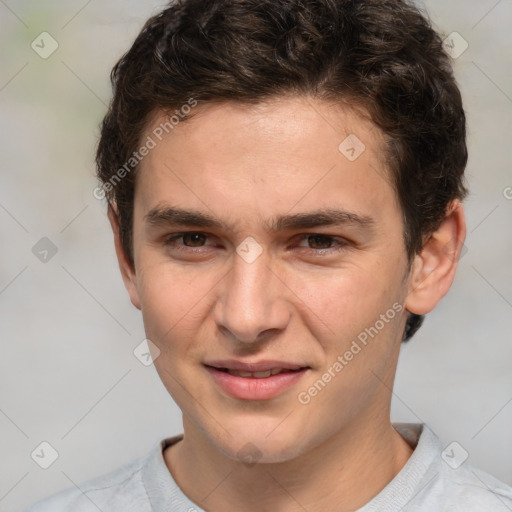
[163,232,348,255]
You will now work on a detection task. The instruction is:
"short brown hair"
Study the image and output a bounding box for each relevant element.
[96,0,468,341]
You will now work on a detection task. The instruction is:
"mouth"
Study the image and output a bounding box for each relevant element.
[204,361,311,400]
[206,366,305,378]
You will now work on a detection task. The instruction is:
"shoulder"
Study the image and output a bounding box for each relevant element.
[24,451,150,512]
[386,423,512,511]
[432,462,512,510]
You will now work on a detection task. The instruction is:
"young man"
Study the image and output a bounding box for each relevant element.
[27,0,512,510]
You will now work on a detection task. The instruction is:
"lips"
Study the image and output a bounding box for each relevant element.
[204,360,310,400]
[219,367,296,378]
[205,360,308,373]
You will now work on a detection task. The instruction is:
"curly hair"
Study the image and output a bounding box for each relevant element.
[96,0,468,341]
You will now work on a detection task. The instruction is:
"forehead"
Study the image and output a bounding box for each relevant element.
[144,96,387,166]
[134,96,397,229]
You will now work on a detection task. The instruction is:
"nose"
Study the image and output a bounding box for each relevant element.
[214,246,291,344]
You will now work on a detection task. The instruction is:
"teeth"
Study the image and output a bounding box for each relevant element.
[253,370,272,378]
[228,370,254,377]
[226,368,287,378]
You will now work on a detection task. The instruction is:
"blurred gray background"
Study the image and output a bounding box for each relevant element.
[1,0,511,510]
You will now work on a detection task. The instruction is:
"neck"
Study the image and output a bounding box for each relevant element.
[164,412,413,512]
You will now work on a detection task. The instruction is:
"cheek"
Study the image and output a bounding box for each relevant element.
[136,264,210,351]
[294,263,401,344]
[137,268,211,399]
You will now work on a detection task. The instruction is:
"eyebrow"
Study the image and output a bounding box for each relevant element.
[144,205,375,233]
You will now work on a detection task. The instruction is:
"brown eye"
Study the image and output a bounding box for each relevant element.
[306,235,334,250]
[294,234,348,256]
[181,232,207,247]
[163,231,217,254]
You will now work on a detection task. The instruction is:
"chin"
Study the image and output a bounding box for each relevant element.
[208,417,313,465]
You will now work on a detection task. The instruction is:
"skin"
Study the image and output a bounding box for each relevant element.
[110,96,466,511]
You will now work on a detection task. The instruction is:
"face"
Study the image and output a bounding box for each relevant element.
[123,96,415,463]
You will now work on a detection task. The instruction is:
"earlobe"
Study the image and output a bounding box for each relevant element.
[107,205,142,310]
[405,200,466,315]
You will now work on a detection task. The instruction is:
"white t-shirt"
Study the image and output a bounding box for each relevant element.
[25,423,512,511]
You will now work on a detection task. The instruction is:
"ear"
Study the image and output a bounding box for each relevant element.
[405,200,466,315]
[108,205,141,310]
